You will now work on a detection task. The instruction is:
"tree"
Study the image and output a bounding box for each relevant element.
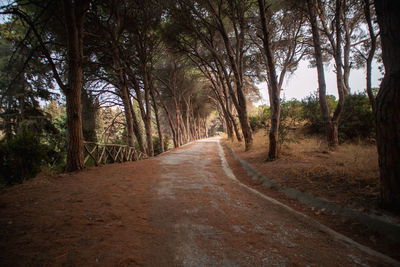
[0,20,54,140]
[374,0,400,211]
[256,0,307,159]
[257,0,280,160]
[87,0,147,154]
[359,0,379,112]
[1,0,90,171]
[306,0,344,147]
[316,0,364,96]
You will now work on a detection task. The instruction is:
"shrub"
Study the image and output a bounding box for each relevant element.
[301,92,375,141]
[301,92,337,134]
[249,105,270,132]
[339,93,375,141]
[0,131,47,185]
[45,113,67,171]
[279,99,303,144]
[152,135,171,155]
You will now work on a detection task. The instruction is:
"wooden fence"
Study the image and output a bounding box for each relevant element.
[83,142,145,167]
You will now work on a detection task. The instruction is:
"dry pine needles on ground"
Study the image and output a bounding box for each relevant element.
[224,130,380,211]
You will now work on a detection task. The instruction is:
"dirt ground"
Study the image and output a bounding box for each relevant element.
[0,138,398,266]
[224,132,387,214]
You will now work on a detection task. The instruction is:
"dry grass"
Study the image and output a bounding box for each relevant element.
[224,130,380,209]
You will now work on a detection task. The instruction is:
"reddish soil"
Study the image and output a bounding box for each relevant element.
[0,138,398,266]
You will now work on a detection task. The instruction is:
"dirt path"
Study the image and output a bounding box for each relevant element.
[0,138,397,266]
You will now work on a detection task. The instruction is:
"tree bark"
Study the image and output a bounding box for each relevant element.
[142,69,154,156]
[151,85,164,153]
[258,0,281,160]
[374,0,400,211]
[120,84,135,147]
[81,90,97,142]
[364,0,377,112]
[307,0,337,147]
[129,98,146,155]
[63,0,89,172]
[111,43,135,147]
[213,10,253,150]
[164,104,178,148]
[331,0,345,147]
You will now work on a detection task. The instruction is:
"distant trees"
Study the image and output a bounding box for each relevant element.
[165,0,254,150]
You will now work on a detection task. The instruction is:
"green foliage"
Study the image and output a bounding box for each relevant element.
[0,131,47,186]
[152,135,171,155]
[46,113,67,171]
[249,105,270,132]
[279,99,303,144]
[249,100,303,145]
[301,92,337,134]
[301,92,375,141]
[339,93,375,141]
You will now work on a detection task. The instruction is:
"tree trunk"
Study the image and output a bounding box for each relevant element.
[63,0,88,172]
[120,85,135,147]
[110,35,135,148]
[331,0,345,147]
[65,86,84,172]
[162,103,177,148]
[364,0,377,112]
[374,0,400,211]
[214,62,243,142]
[174,99,181,147]
[307,0,336,147]
[216,23,253,150]
[179,112,188,143]
[151,86,164,153]
[225,112,234,139]
[129,99,146,155]
[81,89,97,142]
[143,70,154,157]
[132,75,151,154]
[258,0,281,160]
[343,21,352,96]
[184,99,192,141]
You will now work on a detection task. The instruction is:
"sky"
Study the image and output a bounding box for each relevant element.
[256,59,383,106]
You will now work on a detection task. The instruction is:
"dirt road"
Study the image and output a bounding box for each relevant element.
[0,138,397,266]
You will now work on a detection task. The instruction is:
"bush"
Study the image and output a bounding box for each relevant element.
[249,105,270,132]
[339,93,375,141]
[152,135,171,155]
[45,113,67,171]
[301,92,337,134]
[0,131,48,185]
[301,92,375,141]
[279,99,303,144]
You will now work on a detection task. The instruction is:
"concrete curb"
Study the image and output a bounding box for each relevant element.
[225,145,400,243]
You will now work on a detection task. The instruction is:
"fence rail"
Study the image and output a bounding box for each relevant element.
[83,142,145,167]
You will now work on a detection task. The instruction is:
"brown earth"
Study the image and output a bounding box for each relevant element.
[224,131,386,213]
[0,138,398,266]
